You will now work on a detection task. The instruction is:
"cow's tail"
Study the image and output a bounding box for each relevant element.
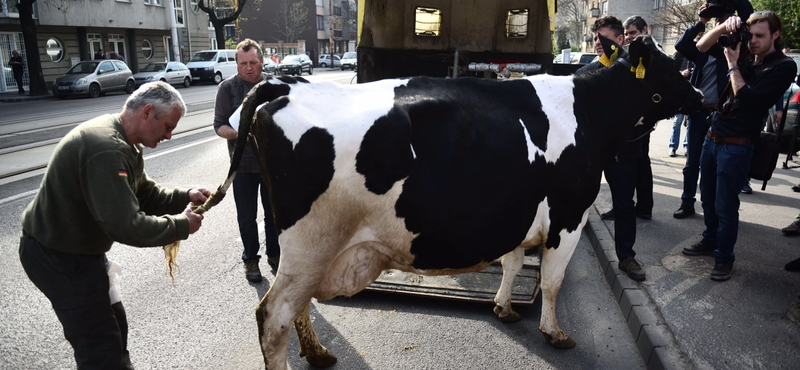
[162,81,275,283]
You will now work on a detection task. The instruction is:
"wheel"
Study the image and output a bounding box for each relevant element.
[307,67,313,75]
[125,80,135,94]
[183,76,191,88]
[320,62,327,68]
[341,66,345,71]
[213,72,223,84]
[88,83,101,98]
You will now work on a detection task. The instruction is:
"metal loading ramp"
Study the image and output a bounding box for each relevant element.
[365,252,541,305]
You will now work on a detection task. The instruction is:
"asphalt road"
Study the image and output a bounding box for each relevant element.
[0,70,644,370]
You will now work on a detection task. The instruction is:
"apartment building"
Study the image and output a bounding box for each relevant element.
[0,0,215,93]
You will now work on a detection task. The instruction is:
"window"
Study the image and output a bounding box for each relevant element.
[190,0,199,13]
[144,0,163,5]
[414,7,441,37]
[173,0,184,26]
[505,9,528,38]
[2,0,19,17]
[602,1,607,14]
[98,61,115,73]
[142,39,153,59]
[317,15,324,30]
[46,37,64,62]
[113,61,128,70]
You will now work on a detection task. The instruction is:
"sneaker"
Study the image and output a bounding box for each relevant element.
[682,239,717,256]
[600,209,615,220]
[781,218,800,234]
[741,182,753,194]
[669,149,677,157]
[244,259,263,282]
[792,184,800,193]
[618,257,646,281]
[710,260,734,281]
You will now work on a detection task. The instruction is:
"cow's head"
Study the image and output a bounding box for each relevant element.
[623,35,704,124]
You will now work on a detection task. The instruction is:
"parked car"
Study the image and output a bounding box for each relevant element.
[552,52,598,64]
[340,52,357,70]
[318,54,341,68]
[263,58,278,75]
[279,54,314,76]
[186,49,237,84]
[133,62,191,88]
[52,60,135,99]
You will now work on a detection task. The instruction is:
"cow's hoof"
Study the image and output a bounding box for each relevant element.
[493,305,522,323]
[301,349,338,368]
[542,332,576,349]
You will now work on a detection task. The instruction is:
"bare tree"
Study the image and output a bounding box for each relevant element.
[555,0,584,51]
[272,0,309,44]
[198,0,248,49]
[651,0,704,41]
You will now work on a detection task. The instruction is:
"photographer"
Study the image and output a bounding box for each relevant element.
[673,0,752,220]
[683,11,797,281]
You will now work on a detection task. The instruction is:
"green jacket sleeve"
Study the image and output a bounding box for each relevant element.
[81,150,190,247]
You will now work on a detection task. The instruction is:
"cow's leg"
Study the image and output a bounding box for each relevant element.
[294,301,337,367]
[493,247,525,323]
[538,225,583,349]
[255,256,334,370]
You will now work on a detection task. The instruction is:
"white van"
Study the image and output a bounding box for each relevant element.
[186,50,237,84]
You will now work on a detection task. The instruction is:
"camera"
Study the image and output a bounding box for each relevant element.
[698,0,739,19]
[718,27,752,47]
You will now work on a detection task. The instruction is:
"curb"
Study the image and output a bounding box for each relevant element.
[0,94,56,103]
[583,207,691,370]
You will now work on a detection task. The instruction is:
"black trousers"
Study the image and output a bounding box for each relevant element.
[13,71,24,93]
[605,159,638,260]
[19,234,133,370]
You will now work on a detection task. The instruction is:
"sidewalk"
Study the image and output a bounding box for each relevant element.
[587,119,800,369]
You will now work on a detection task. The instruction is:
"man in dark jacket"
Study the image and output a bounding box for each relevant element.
[576,15,646,281]
[673,0,753,219]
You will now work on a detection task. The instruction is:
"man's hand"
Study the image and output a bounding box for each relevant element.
[681,69,691,78]
[184,205,204,234]
[698,4,710,24]
[724,16,743,33]
[724,42,741,68]
[775,110,784,125]
[188,188,211,206]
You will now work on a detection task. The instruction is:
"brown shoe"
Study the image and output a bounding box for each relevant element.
[244,259,262,282]
[618,257,646,281]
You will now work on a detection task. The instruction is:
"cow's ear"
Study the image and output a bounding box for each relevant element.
[597,34,622,67]
[628,36,652,79]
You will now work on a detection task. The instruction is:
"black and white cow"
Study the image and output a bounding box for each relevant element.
[227,36,701,369]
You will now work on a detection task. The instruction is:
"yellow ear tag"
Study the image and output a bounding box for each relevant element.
[599,45,619,67]
[635,57,646,79]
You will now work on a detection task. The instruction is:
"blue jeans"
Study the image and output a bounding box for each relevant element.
[680,110,712,207]
[670,114,688,150]
[19,234,133,370]
[233,172,280,261]
[605,158,637,260]
[699,136,754,262]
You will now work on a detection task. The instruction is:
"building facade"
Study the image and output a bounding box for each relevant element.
[239,0,357,66]
[0,0,215,93]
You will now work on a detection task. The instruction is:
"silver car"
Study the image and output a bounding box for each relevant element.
[133,62,191,88]
[52,60,135,99]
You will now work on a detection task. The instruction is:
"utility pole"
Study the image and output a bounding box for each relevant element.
[329,0,334,69]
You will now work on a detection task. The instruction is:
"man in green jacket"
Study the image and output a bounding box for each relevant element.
[19,81,210,370]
